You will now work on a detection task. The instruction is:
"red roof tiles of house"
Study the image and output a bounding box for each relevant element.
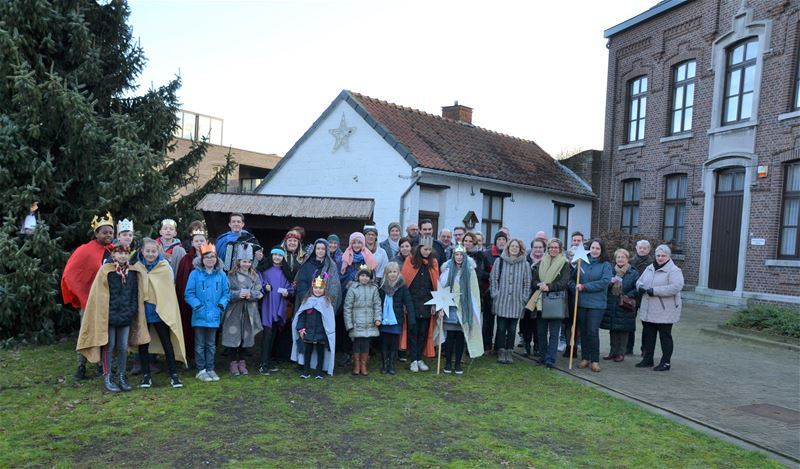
[348,91,594,198]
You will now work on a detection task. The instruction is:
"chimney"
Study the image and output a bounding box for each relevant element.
[442,101,473,124]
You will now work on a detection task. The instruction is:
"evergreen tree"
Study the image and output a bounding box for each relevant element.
[0,0,235,342]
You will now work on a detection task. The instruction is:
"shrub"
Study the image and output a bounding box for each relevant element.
[727,305,800,338]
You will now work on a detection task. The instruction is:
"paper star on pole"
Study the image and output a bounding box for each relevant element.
[571,243,591,269]
[328,113,356,153]
[424,285,457,313]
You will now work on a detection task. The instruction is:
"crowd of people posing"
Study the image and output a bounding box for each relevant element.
[61,212,685,393]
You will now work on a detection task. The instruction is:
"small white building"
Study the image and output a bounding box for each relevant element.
[257,90,594,244]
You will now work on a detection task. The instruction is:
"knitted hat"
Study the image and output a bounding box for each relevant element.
[363,225,378,236]
[387,222,401,234]
[349,232,366,246]
[285,230,301,241]
[327,234,340,244]
[494,231,508,243]
[270,246,286,257]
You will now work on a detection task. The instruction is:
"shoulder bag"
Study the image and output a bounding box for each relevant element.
[541,291,567,319]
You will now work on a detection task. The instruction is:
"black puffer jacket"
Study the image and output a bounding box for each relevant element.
[600,267,640,332]
[107,270,139,327]
[379,283,416,328]
[296,308,328,344]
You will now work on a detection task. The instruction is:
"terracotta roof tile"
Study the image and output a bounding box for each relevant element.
[348,91,594,198]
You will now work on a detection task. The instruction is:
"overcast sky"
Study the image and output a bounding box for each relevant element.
[128,0,652,157]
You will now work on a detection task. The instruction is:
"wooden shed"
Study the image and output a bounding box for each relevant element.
[196,192,375,247]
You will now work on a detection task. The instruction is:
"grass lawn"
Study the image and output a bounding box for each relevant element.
[0,340,783,468]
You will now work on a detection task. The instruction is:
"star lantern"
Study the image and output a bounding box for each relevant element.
[424,285,457,313]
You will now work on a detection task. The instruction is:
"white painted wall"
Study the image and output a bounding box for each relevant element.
[415,172,593,243]
[258,100,415,233]
[260,98,593,243]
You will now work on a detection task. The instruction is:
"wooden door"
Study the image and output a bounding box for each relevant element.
[708,167,745,291]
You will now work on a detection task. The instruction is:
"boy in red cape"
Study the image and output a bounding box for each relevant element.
[61,212,115,380]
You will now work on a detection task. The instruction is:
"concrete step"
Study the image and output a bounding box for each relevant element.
[682,289,746,309]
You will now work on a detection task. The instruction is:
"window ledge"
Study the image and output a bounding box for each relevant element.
[660,132,693,143]
[618,141,645,151]
[778,110,800,122]
[765,259,800,268]
[707,120,758,135]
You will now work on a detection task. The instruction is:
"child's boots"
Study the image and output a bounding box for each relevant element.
[117,371,132,392]
[103,373,120,393]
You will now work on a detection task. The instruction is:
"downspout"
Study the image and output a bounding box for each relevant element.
[399,168,422,228]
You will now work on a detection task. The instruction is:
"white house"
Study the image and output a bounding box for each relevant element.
[256,90,595,245]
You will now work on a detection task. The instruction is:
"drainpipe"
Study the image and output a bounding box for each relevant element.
[399,168,422,228]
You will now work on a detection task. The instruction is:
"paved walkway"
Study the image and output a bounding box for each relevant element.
[544,303,800,463]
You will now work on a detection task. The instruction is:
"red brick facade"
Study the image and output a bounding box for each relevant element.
[599,0,800,305]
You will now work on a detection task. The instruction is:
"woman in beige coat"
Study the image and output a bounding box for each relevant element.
[635,244,684,371]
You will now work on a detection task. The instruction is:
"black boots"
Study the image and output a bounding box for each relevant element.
[635,358,654,368]
[103,373,120,393]
[117,371,132,392]
[74,364,87,381]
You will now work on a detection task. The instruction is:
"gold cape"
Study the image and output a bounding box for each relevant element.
[140,260,187,364]
[76,263,150,363]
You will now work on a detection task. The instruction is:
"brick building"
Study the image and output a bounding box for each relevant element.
[599,0,800,307]
[170,109,281,196]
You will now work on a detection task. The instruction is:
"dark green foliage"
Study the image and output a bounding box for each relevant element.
[728,305,800,338]
[0,0,235,341]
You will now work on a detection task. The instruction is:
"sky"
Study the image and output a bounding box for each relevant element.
[128,0,653,158]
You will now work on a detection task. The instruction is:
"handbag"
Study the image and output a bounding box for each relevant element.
[541,291,567,319]
[619,295,637,312]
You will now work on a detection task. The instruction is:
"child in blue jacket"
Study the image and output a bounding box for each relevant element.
[185,244,230,382]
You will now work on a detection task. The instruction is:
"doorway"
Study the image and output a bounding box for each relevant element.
[708,167,745,291]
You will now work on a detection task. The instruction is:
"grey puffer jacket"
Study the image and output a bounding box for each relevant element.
[637,259,684,324]
[490,251,531,319]
[344,282,382,338]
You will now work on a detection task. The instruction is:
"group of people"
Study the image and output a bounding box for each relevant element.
[61,211,684,393]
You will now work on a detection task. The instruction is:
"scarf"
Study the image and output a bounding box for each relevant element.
[444,261,474,327]
[654,260,667,271]
[526,253,567,311]
[382,294,398,326]
[388,238,399,254]
[401,256,439,292]
[341,246,377,274]
[114,260,130,284]
[613,263,631,296]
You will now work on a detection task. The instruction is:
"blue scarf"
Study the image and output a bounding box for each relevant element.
[382,294,397,326]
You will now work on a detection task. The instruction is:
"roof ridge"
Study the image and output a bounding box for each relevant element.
[348,91,545,148]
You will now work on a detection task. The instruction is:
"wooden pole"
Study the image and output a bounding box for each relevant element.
[437,313,443,375]
[569,259,582,370]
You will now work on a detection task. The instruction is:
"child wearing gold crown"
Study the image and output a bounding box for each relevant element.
[184,244,230,382]
[62,212,116,380]
[221,243,264,376]
[343,265,382,376]
[291,271,336,378]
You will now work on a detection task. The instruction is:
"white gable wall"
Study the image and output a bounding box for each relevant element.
[258,100,415,233]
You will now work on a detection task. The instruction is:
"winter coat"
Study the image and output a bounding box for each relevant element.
[637,259,684,324]
[379,283,416,329]
[343,283,382,338]
[631,253,654,278]
[221,270,264,348]
[531,259,571,294]
[600,266,640,332]
[296,308,328,344]
[184,257,230,328]
[407,261,435,319]
[467,249,488,292]
[380,239,399,259]
[435,257,484,358]
[295,255,343,310]
[107,270,139,327]
[569,257,613,310]
[368,244,389,280]
[490,251,532,318]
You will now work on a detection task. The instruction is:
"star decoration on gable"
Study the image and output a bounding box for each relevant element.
[329,113,356,153]
[424,285,457,313]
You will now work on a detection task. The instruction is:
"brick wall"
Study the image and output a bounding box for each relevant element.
[599,0,800,303]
